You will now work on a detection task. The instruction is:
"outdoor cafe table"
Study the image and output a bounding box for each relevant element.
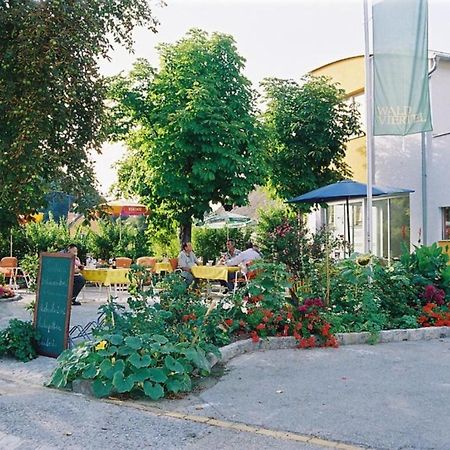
[191,265,239,282]
[82,268,130,297]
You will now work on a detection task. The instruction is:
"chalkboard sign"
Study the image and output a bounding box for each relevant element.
[34,252,74,358]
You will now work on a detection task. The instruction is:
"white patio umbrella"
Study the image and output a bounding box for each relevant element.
[200,211,256,239]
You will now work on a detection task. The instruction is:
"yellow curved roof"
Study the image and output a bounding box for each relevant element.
[310,55,364,96]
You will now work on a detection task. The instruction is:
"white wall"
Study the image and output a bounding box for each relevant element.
[373,56,450,247]
[427,58,450,243]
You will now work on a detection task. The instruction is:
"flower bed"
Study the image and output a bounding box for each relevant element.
[4,243,448,402]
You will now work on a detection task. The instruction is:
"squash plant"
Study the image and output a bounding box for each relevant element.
[49,333,214,400]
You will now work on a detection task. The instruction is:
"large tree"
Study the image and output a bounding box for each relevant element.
[110,30,265,243]
[261,76,361,202]
[0,0,159,229]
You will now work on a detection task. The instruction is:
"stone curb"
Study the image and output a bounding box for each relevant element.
[217,326,450,364]
[72,326,450,396]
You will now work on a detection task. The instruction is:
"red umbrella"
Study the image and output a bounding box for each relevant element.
[106,199,149,218]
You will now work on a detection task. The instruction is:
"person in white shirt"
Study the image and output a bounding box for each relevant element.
[177,242,198,286]
[225,242,261,290]
[226,241,261,269]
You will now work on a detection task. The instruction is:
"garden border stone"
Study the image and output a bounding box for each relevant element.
[216,326,450,364]
[71,326,450,397]
[0,294,23,302]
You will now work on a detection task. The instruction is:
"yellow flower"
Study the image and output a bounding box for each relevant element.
[356,254,371,266]
[95,340,107,351]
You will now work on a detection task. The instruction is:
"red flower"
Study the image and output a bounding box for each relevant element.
[250,331,260,343]
[321,323,331,336]
[256,323,266,330]
[225,319,233,326]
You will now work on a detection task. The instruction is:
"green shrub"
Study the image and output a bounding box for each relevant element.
[0,319,39,362]
[88,218,151,260]
[255,207,344,280]
[49,334,214,400]
[192,227,252,262]
[401,243,450,294]
[20,254,40,291]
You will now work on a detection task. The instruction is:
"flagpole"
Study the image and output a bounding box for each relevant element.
[363,0,374,254]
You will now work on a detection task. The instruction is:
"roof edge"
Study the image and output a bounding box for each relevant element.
[309,55,364,74]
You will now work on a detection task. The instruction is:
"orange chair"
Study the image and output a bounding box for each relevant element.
[115,257,132,268]
[169,258,179,272]
[0,257,30,289]
[136,257,157,270]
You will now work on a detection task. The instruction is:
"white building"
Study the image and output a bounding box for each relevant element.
[309,52,450,258]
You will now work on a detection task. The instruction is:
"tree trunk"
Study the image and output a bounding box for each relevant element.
[179,220,192,245]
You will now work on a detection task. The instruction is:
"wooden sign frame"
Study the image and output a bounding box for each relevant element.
[34,252,74,358]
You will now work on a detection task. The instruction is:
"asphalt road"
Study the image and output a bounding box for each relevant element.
[2,291,450,449]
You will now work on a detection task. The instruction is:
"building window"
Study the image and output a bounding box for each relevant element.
[325,195,410,259]
[443,207,450,240]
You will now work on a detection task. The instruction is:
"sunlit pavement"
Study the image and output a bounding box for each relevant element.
[1,291,450,449]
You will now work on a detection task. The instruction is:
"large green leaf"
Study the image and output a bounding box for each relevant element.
[92,380,113,398]
[49,367,66,388]
[109,334,124,346]
[100,358,125,379]
[147,368,168,383]
[128,352,153,369]
[112,372,135,393]
[117,345,134,356]
[159,343,177,354]
[166,374,193,393]
[164,355,185,374]
[130,368,152,383]
[99,359,114,379]
[184,347,211,372]
[143,382,165,400]
[81,363,98,379]
[125,336,143,350]
[151,335,168,344]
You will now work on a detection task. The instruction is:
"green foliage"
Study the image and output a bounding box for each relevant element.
[0,217,90,260]
[0,319,39,362]
[0,0,158,229]
[261,75,361,202]
[89,218,151,260]
[245,260,292,311]
[49,334,212,400]
[49,278,223,399]
[327,257,387,335]
[109,29,265,243]
[372,261,420,329]
[255,207,344,280]
[19,254,39,291]
[401,243,450,293]
[192,227,253,262]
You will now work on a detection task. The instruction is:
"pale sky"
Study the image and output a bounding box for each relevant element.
[94,0,450,196]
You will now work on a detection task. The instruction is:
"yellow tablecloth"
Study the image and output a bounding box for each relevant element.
[191,265,239,282]
[82,268,130,286]
[438,241,450,264]
[153,262,173,274]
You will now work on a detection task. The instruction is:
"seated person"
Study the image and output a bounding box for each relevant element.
[224,241,261,290]
[177,242,198,286]
[64,244,85,306]
[217,239,241,265]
